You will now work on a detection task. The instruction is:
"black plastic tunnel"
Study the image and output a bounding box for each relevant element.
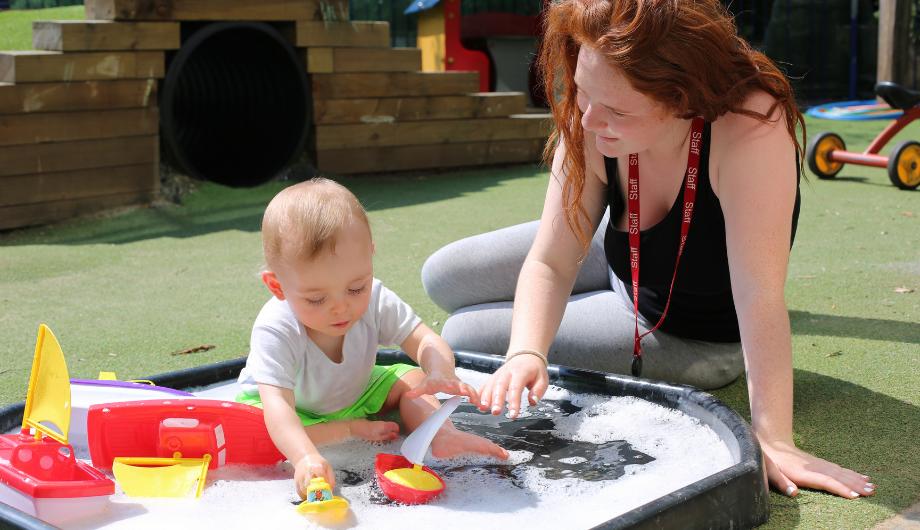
[160,22,310,187]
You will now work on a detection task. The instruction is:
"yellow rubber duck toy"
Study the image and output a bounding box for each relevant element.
[296,477,350,522]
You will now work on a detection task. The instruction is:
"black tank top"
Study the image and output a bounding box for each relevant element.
[603,122,800,342]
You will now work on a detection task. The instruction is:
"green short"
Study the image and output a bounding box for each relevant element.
[236,363,417,427]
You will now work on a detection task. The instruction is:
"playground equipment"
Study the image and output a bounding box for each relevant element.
[406,0,491,92]
[405,0,543,103]
[0,0,550,231]
[0,325,114,526]
[805,100,902,121]
[807,81,920,190]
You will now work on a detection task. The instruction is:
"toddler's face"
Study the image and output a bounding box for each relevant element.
[271,220,374,340]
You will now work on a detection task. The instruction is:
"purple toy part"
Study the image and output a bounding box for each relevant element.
[70,378,193,396]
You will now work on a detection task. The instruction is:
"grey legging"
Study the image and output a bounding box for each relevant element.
[421,212,744,389]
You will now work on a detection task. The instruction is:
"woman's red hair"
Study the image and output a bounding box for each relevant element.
[537,0,806,252]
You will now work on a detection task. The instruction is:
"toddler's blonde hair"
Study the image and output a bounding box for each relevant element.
[261,178,370,268]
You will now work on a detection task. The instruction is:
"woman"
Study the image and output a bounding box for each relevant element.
[422,0,875,499]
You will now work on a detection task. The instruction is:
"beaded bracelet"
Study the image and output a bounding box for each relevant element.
[504,349,548,367]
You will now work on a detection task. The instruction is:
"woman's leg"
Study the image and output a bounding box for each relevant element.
[422,212,743,389]
[421,215,610,313]
[442,290,743,390]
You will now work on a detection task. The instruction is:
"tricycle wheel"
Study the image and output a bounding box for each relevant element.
[887,140,920,190]
[806,132,846,179]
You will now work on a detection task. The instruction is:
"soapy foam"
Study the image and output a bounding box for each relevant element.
[37,368,734,529]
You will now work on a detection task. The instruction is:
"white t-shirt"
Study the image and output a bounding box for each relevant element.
[238,279,422,414]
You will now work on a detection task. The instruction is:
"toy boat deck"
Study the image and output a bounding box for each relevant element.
[87,398,283,469]
[70,378,193,452]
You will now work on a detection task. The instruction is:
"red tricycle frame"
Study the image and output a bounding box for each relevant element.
[807,85,920,190]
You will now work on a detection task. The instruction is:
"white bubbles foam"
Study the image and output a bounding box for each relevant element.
[57,368,734,529]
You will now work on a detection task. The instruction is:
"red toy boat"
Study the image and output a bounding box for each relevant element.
[374,453,445,505]
[0,433,114,523]
[374,396,461,505]
[87,398,283,470]
[0,325,114,526]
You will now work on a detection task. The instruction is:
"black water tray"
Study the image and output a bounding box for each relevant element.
[0,350,768,529]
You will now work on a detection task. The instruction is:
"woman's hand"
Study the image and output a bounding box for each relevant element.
[759,436,875,499]
[478,354,549,418]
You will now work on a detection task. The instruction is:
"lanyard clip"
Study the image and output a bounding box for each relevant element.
[631,355,643,378]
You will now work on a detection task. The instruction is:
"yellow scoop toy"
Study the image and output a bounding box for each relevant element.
[113,453,211,498]
[296,477,349,522]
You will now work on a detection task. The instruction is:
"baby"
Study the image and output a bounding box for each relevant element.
[237,178,507,498]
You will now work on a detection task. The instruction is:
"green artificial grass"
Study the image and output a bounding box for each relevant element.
[0,5,85,51]
[0,167,550,403]
[1,116,917,529]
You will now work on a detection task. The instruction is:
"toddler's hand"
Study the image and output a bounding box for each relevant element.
[403,370,479,403]
[294,453,335,499]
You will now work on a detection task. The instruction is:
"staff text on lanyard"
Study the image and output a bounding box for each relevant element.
[627,117,705,378]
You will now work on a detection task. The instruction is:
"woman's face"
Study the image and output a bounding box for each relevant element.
[574,45,677,158]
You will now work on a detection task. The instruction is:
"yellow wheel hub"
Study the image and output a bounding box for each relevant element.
[895,144,920,188]
[815,135,844,175]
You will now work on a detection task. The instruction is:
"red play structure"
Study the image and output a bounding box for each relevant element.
[405,0,544,103]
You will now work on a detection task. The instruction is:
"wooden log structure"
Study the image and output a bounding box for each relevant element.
[32,20,181,51]
[0,0,550,231]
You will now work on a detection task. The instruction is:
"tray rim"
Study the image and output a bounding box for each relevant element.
[0,350,769,530]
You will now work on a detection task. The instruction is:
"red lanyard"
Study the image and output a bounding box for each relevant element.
[627,117,704,377]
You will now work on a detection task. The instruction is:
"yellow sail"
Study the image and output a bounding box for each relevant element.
[21,324,71,444]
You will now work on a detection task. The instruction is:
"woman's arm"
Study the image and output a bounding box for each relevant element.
[480,136,609,417]
[717,95,875,499]
[507,143,607,359]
